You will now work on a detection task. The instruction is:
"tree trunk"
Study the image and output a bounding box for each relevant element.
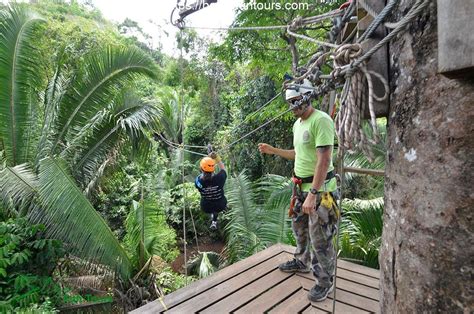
[380,1,474,312]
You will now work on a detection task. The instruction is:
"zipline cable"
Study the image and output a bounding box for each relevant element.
[158,133,208,156]
[221,104,297,152]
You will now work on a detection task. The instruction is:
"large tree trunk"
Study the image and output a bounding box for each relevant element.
[380,0,473,312]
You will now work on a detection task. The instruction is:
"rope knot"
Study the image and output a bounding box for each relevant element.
[289,16,304,30]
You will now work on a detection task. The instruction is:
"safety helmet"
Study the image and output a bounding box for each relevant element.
[285,79,313,101]
[200,157,215,172]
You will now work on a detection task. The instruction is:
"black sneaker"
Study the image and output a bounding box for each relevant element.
[278,258,310,273]
[210,221,218,230]
[308,283,334,302]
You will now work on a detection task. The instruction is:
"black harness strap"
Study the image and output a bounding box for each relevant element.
[293,170,336,184]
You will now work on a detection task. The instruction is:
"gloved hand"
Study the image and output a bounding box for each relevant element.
[209,152,221,163]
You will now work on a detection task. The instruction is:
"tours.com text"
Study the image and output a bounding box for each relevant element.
[242,1,309,11]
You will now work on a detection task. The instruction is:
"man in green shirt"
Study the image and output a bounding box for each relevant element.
[258,79,338,302]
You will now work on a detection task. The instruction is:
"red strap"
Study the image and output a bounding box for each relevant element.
[291,177,303,185]
[339,0,352,10]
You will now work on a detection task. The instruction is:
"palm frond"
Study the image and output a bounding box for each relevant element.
[50,45,159,154]
[338,197,384,269]
[155,87,188,143]
[224,171,264,262]
[226,171,259,232]
[257,175,293,245]
[343,122,386,177]
[0,5,44,166]
[186,252,220,278]
[70,93,160,189]
[30,157,132,280]
[36,63,71,164]
[124,198,178,269]
[0,163,38,217]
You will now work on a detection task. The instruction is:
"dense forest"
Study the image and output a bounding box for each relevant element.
[0,1,388,312]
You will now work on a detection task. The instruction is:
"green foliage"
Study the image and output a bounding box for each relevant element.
[343,120,386,199]
[155,267,192,295]
[210,0,343,78]
[124,198,179,268]
[224,172,294,263]
[216,75,294,179]
[338,198,384,269]
[0,218,64,312]
[0,5,45,166]
[0,3,159,282]
[166,182,211,241]
[31,157,132,280]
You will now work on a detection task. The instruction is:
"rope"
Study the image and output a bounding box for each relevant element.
[177,28,188,285]
[157,133,208,157]
[181,24,288,31]
[357,0,399,43]
[332,43,389,161]
[179,9,342,32]
[340,0,430,76]
[286,27,339,49]
[188,203,200,251]
[331,149,345,314]
[158,134,208,149]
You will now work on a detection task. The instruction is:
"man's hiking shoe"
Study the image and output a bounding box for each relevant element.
[210,221,218,230]
[308,283,334,302]
[278,258,310,273]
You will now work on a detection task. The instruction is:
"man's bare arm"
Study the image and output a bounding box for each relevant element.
[258,143,295,160]
[311,145,332,191]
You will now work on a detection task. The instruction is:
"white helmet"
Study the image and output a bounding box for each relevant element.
[285,79,313,101]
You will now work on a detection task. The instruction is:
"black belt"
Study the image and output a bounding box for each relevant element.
[293,170,335,183]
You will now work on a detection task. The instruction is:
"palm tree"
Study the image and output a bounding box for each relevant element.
[0,5,159,282]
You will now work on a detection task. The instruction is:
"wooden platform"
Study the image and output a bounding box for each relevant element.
[132,244,380,313]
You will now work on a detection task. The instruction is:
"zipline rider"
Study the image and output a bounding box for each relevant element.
[194,152,227,230]
[258,79,339,302]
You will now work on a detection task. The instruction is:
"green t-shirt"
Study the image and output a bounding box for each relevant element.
[293,109,337,192]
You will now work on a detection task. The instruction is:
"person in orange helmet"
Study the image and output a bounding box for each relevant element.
[194,152,227,230]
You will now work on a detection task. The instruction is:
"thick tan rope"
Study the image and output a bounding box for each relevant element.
[332,44,389,161]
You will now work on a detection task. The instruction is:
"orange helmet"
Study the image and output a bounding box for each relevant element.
[200,157,215,172]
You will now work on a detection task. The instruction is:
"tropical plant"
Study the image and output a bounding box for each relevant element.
[338,197,384,269]
[0,218,64,312]
[342,120,386,199]
[224,172,293,263]
[186,251,220,278]
[124,197,179,270]
[0,4,159,283]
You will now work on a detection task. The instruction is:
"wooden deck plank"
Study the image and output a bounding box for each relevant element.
[336,259,380,279]
[299,275,380,313]
[200,269,292,313]
[267,287,311,314]
[335,268,379,289]
[132,244,381,314]
[233,274,301,314]
[278,244,380,279]
[298,273,379,301]
[305,288,370,314]
[301,305,329,314]
[166,252,291,313]
[131,244,287,313]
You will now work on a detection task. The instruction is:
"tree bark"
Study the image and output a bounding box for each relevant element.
[380,1,474,312]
